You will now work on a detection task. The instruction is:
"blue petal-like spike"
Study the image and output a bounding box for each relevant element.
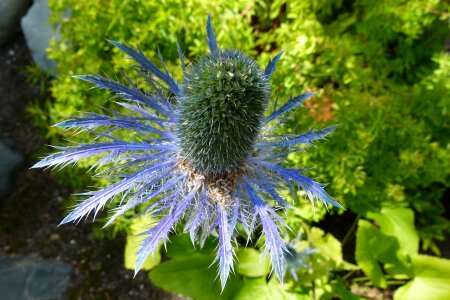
[185,187,209,244]
[176,39,186,72]
[134,69,173,105]
[259,125,338,148]
[60,158,177,225]
[264,50,284,78]
[107,40,180,94]
[96,151,173,176]
[115,102,174,124]
[206,15,218,54]
[73,75,174,117]
[131,184,183,221]
[104,168,181,227]
[116,173,183,218]
[264,92,316,125]
[56,114,176,139]
[249,173,291,208]
[214,204,235,290]
[235,184,254,241]
[244,181,287,282]
[135,186,199,275]
[157,45,170,78]
[229,201,239,239]
[251,158,343,209]
[32,142,176,169]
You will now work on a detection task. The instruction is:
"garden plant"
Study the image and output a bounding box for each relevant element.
[30,0,450,299]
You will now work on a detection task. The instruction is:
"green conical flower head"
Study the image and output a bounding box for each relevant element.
[178,49,271,174]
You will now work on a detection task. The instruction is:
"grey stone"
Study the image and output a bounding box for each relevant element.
[0,0,31,45]
[0,255,72,300]
[0,139,23,199]
[21,0,57,75]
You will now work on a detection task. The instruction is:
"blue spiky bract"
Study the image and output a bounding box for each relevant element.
[32,15,342,290]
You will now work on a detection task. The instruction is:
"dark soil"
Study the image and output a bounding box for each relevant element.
[0,33,183,300]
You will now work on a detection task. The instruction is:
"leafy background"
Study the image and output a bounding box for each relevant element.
[25,0,450,299]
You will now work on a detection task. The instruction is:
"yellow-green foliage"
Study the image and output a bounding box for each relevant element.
[46,0,255,121]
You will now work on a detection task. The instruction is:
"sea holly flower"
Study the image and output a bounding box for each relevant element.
[33,16,342,289]
[284,233,317,281]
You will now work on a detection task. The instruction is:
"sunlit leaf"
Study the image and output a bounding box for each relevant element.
[234,278,301,300]
[149,254,241,300]
[395,255,450,300]
[236,248,271,278]
[124,216,161,270]
[355,220,405,287]
[309,227,342,266]
[367,207,419,256]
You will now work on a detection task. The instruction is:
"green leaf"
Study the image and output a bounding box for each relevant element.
[124,216,161,270]
[149,254,241,300]
[309,227,342,266]
[166,233,215,258]
[339,261,360,271]
[236,248,271,278]
[266,279,302,300]
[395,255,450,300]
[355,220,403,287]
[367,207,419,256]
[233,278,267,300]
[234,278,300,300]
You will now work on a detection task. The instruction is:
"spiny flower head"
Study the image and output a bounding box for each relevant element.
[179,49,270,174]
[33,16,342,289]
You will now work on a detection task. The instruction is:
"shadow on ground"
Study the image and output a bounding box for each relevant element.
[0,32,184,300]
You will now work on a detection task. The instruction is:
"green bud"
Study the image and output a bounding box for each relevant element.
[177,49,270,175]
